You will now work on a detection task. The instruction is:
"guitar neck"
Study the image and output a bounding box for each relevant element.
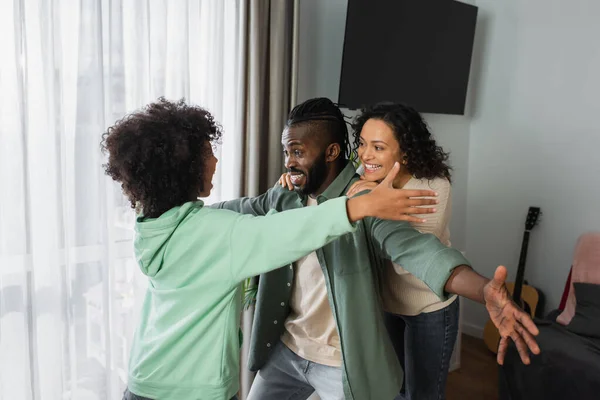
[513,230,530,304]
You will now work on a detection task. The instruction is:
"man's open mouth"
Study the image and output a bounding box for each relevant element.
[289,172,305,186]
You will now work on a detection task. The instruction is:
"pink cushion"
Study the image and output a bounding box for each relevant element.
[557,232,600,326]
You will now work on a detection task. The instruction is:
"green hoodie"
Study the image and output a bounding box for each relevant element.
[127,196,356,399]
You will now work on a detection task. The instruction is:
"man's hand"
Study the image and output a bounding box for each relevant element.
[347,163,439,223]
[484,265,541,365]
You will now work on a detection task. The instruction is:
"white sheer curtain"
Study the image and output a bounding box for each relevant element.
[0,1,245,399]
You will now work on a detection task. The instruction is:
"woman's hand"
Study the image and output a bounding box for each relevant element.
[278,173,294,191]
[346,177,378,197]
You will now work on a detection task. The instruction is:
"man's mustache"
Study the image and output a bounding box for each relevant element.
[287,168,304,174]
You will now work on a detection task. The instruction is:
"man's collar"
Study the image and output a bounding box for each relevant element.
[317,161,358,203]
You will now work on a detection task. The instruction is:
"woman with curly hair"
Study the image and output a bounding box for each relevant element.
[101,98,435,400]
[348,102,457,400]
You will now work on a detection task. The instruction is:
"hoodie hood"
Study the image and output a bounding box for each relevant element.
[133,201,203,277]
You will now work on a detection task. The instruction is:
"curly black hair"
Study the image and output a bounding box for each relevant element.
[351,102,452,182]
[287,97,351,159]
[100,97,222,218]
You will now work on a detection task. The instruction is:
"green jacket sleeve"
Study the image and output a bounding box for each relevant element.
[367,218,471,300]
[210,189,273,216]
[229,197,356,282]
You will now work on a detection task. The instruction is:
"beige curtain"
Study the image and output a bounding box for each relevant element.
[242,0,294,197]
[237,1,296,398]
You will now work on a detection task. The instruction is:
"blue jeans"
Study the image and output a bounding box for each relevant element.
[384,298,460,400]
[247,341,344,400]
[123,388,239,400]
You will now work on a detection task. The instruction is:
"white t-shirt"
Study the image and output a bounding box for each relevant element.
[280,197,342,366]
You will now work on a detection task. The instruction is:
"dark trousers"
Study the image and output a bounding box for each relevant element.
[384,298,460,400]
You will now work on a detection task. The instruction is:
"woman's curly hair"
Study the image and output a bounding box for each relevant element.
[351,102,452,182]
[100,97,222,218]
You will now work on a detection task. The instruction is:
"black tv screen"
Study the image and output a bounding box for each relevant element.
[339,0,478,115]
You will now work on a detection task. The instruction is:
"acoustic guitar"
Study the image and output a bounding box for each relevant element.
[483,206,542,354]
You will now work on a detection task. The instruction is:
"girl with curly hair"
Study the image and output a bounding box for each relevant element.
[101,98,437,400]
[348,102,457,400]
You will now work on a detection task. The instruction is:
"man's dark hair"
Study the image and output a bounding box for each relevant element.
[286,97,350,160]
[351,102,452,182]
[100,97,222,218]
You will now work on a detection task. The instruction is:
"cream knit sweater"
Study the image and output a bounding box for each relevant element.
[381,176,458,315]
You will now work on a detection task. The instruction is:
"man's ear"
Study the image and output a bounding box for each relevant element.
[325,143,341,162]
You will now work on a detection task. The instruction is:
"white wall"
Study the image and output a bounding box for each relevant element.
[463,0,600,332]
[296,0,476,252]
[296,0,348,105]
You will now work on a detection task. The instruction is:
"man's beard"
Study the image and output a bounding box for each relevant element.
[294,151,328,196]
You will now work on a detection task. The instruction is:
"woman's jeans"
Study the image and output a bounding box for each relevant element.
[384,298,460,400]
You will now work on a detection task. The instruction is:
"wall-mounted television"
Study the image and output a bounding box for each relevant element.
[339,0,478,115]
